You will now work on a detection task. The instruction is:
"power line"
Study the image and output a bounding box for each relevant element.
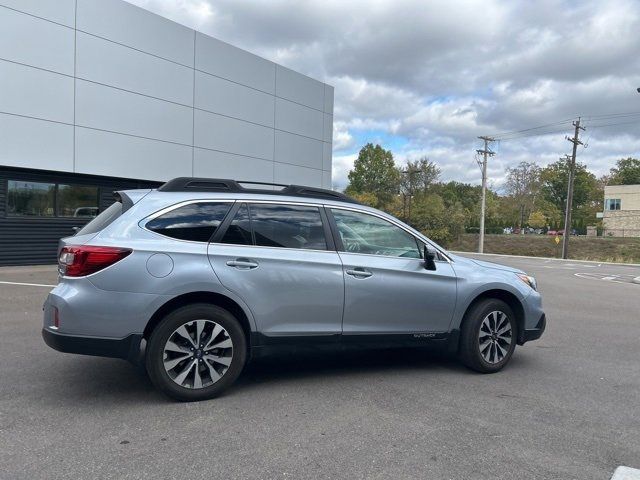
[487,110,640,141]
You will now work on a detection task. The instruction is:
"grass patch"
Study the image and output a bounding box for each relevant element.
[448,234,640,263]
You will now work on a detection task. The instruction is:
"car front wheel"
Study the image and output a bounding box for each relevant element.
[146,303,247,401]
[459,298,517,373]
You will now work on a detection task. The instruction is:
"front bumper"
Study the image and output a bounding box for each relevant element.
[521,313,546,343]
[42,328,142,362]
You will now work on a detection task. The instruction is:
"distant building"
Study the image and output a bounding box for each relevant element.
[602,184,640,237]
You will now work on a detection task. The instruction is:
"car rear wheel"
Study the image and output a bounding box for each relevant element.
[458,298,516,373]
[146,303,246,401]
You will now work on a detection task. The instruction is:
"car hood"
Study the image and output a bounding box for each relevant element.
[449,253,524,274]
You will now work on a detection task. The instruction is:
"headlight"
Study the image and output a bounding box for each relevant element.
[517,273,537,291]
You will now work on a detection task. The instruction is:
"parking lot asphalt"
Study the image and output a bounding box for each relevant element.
[0,254,639,480]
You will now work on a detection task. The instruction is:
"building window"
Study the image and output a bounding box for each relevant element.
[605,198,621,211]
[7,180,56,216]
[57,184,99,217]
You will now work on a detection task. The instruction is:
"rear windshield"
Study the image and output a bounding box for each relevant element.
[75,202,123,236]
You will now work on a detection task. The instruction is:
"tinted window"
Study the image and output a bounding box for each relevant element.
[146,202,231,242]
[331,209,421,258]
[7,180,55,216]
[251,204,327,250]
[75,202,123,236]
[220,204,252,245]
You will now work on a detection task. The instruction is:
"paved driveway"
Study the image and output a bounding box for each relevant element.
[0,255,639,479]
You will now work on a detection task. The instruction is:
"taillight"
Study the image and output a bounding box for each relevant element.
[58,246,132,277]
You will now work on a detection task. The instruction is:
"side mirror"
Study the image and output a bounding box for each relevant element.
[424,245,437,271]
[71,226,81,234]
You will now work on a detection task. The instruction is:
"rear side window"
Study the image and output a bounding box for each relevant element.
[75,202,123,236]
[146,202,231,242]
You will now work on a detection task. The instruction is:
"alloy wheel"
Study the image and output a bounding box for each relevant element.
[163,320,233,389]
[478,310,512,364]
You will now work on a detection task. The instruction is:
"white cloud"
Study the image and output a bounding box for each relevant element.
[126,0,640,190]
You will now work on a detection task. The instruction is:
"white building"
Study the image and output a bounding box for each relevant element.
[0,0,334,264]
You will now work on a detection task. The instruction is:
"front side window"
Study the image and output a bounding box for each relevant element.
[146,202,231,242]
[220,204,253,245]
[331,209,421,258]
[7,180,55,216]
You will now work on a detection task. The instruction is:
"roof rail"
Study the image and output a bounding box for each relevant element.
[157,177,359,204]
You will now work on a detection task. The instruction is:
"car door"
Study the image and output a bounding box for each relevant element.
[328,207,457,336]
[208,202,344,338]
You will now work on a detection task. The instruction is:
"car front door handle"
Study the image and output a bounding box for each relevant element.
[226,259,259,270]
[346,268,372,279]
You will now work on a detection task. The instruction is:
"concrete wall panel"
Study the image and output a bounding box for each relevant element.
[194,110,274,160]
[324,84,334,114]
[75,80,193,145]
[276,66,324,111]
[194,148,274,183]
[196,33,275,94]
[75,127,192,181]
[0,7,74,74]
[322,142,333,172]
[195,71,274,127]
[76,32,194,106]
[76,0,194,66]
[274,162,322,187]
[0,113,73,172]
[0,60,74,124]
[274,131,323,169]
[0,0,75,27]
[275,98,323,140]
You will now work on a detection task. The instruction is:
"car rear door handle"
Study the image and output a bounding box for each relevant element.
[226,258,259,270]
[346,268,372,279]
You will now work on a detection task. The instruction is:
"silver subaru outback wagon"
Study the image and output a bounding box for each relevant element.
[43,178,546,401]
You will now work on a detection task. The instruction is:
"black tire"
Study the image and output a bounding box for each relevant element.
[146,303,247,401]
[458,298,517,373]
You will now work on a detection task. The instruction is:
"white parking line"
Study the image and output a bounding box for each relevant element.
[574,273,640,284]
[611,466,640,480]
[0,280,56,288]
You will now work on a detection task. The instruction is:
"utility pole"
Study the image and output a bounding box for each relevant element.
[476,136,495,253]
[561,118,585,259]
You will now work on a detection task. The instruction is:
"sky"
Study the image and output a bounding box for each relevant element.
[126,0,640,191]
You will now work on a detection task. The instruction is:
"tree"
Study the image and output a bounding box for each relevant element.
[346,143,400,208]
[540,160,599,232]
[504,161,541,228]
[608,157,640,185]
[527,211,546,229]
[400,157,440,195]
[399,157,441,224]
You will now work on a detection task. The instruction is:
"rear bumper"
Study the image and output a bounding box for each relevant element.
[42,328,142,362]
[521,313,546,343]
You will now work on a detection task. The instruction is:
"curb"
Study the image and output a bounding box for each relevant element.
[450,251,640,267]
